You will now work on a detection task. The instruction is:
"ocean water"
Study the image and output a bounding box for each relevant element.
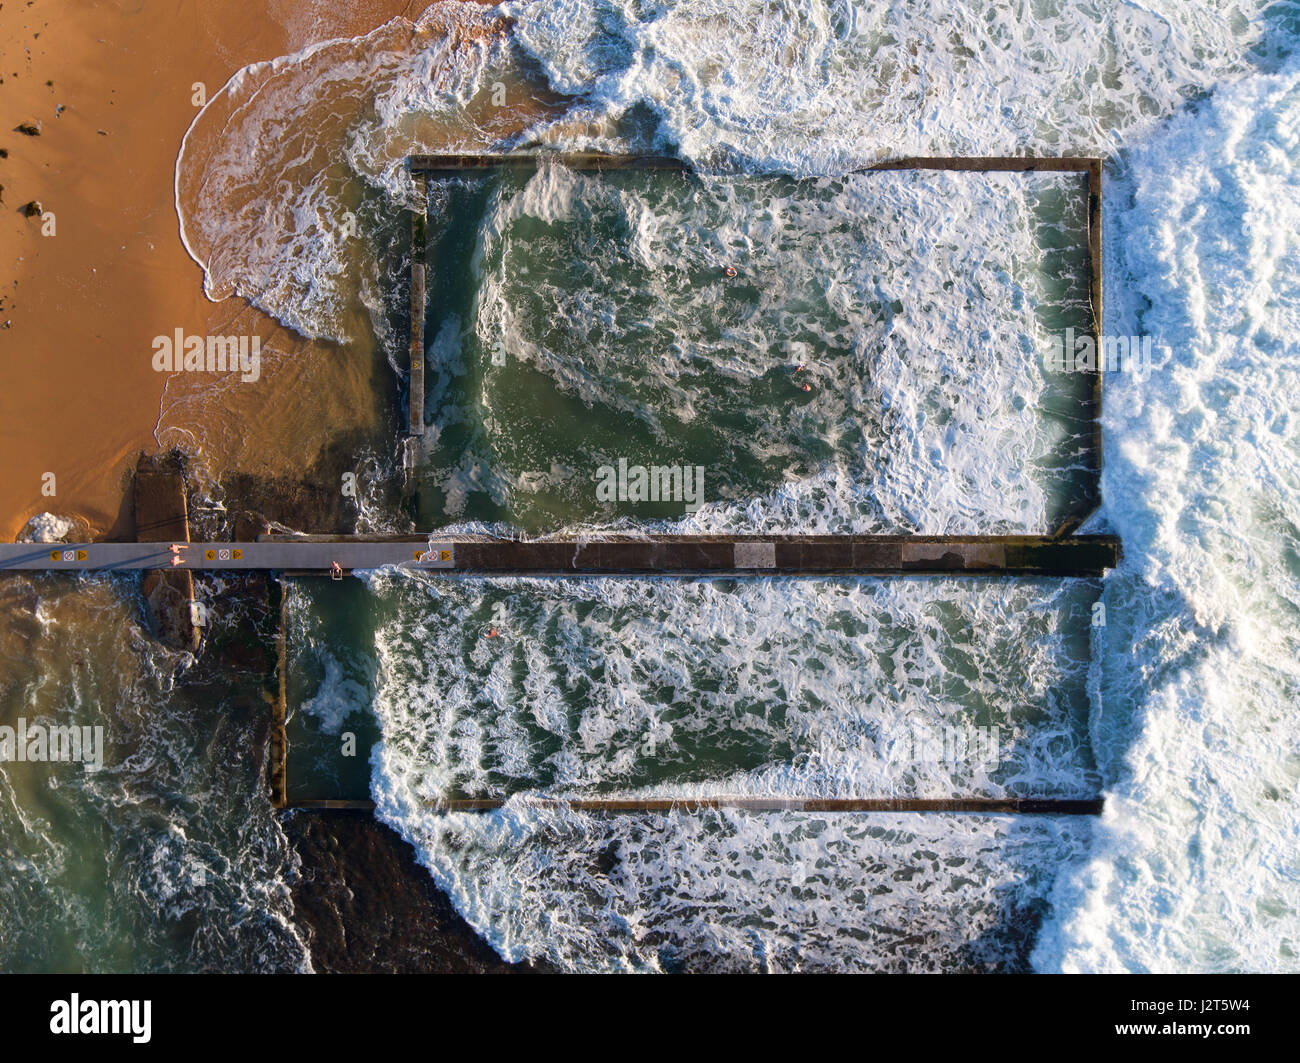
[3,0,1296,972]
[0,575,304,972]
[286,572,1101,970]
[1033,58,1300,973]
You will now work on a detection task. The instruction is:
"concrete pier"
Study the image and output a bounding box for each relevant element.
[0,534,1119,576]
[284,797,1103,815]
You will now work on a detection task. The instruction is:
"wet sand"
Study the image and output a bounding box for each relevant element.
[0,0,475,542]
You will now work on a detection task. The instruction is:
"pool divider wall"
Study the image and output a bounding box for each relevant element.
[1088,159,1104,489]
[407,170,427,441]
[0,534,1121,575]
[271,579,288,809]
[263,533,1121,576]
[408,152,688,174]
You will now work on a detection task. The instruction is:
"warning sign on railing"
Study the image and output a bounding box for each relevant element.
[414,544,455,568]
[50,549,89,562]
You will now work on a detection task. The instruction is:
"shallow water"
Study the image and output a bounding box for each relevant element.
[0,575,304,972]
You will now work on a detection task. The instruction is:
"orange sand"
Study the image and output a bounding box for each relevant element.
[0,0,519,541]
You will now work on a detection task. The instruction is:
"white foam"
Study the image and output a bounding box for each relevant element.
[17,513,77,544]
[175,0,1276,344]
[173,0,1300,970]
[300,652,371,734]
[1034,56,1300,973]
[506,0,1275,170]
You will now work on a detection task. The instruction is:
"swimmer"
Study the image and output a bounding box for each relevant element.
[486,628,499,639]
[800,383,812,392]
[794,363,806,373]
[723,265,737,278]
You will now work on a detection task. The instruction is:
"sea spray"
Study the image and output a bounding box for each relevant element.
[1033,54,1300,975]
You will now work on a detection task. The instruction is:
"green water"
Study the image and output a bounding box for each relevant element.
[0,575,302,972]
[411,166,1095,533]
[284,574,1101,803]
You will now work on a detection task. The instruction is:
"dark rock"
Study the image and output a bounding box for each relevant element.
[284,810,548,973]
[140,568,199,651]
[15,122,40,136]
[21,200,41,218]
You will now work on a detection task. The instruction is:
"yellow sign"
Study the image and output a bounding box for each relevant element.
[205,550,216,561]
[440,550,451,561]
[232,549,242,560]
[77,550,87,561]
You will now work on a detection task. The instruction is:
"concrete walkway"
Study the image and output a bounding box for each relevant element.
[0,535,1119,575]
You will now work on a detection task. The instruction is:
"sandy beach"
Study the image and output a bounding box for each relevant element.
[0,0,473,541]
